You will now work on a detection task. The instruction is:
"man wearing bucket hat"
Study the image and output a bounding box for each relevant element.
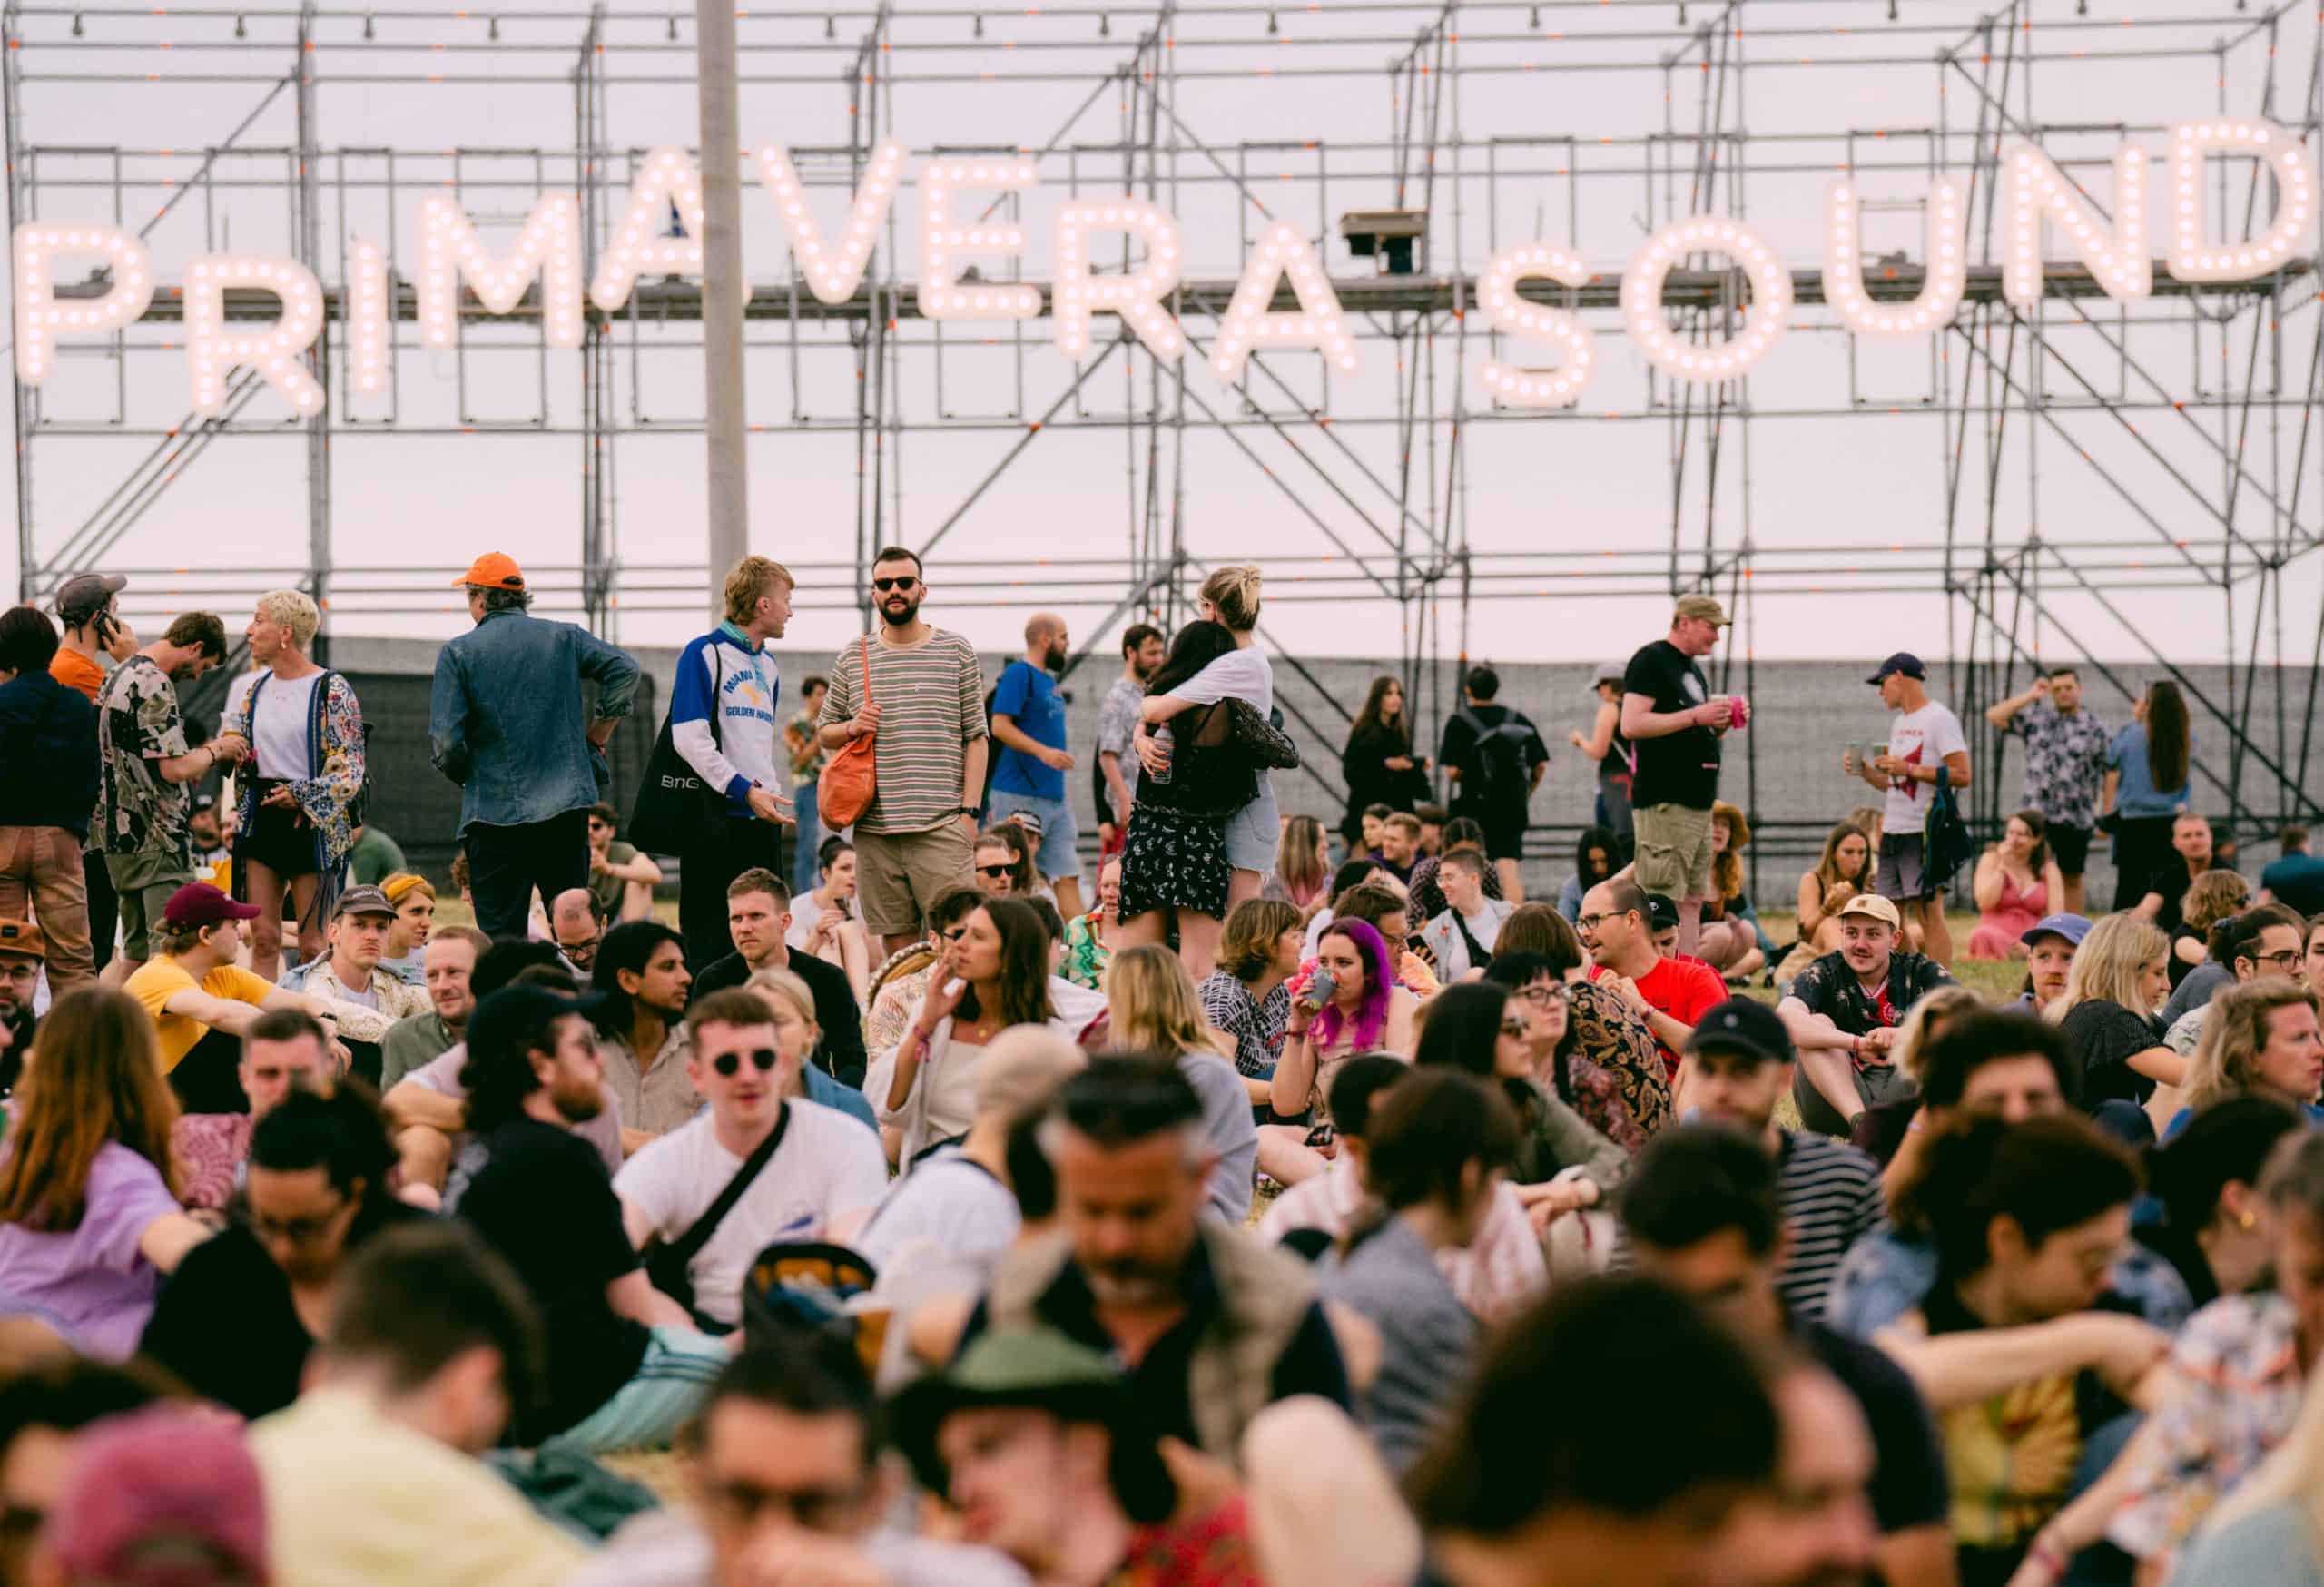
[428,553,641,941]
[1620,594,1744,960]
[894,1327,1261,1587]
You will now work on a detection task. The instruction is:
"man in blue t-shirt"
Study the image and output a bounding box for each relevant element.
[988,612,1083,921]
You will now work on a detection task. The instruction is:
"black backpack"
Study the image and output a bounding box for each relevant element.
[1453,705,1532,792]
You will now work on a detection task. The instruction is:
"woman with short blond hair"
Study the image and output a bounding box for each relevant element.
[1104,943,1257,1222]
[213,588,365,980]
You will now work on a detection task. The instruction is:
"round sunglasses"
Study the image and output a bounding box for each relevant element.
[712,1048,781,1079]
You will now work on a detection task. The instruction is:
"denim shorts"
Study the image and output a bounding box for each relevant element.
[987,790,1079,882]
[1224,775,1280,873]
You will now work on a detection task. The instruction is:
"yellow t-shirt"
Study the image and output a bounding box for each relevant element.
[124,956,276,1071]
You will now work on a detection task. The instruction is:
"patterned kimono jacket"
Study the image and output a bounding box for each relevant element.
[222,668,366,927]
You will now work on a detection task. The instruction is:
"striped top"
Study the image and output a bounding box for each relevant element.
[818,628,986,834]
[1775,1128,1888,1322]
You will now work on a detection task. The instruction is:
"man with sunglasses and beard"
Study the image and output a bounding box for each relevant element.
[615,989,886,1333]
[818,547,990,961]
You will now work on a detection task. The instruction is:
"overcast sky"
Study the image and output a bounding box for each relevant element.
[5,0,2319,672]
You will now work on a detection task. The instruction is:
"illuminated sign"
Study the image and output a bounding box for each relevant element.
[10,120,2310,415]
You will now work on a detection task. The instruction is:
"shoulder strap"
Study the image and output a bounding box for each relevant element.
[666,1104,793,1266]
[860,635,875,708]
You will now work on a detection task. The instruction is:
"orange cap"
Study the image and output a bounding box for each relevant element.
[455,552,526,591]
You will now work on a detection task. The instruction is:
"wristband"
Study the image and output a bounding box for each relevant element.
[2027,1536,2067,1578]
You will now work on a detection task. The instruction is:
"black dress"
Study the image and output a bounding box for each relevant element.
[1339,721,1428,845]
[1120,700,1252,921]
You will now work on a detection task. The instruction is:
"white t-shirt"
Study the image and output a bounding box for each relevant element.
[1166,643,1273,716]
[1881,700,1969,836]
[615,1101,888,1327]
[854,1149,1019,1295]
[249,670,324,782]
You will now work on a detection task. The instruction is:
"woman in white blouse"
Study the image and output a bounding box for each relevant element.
[864,896,1077,1169]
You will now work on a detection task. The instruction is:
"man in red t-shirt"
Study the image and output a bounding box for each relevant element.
[1581,878,1728,1084]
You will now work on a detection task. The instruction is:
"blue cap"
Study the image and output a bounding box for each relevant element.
[1866,652,1926,685]
[2020,912,2092,948]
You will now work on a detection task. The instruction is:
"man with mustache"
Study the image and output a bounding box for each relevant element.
[817,547,990,960]
[956,1059,1350,1467]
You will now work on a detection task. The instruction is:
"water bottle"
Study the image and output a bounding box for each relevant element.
[1149,723,1174,784]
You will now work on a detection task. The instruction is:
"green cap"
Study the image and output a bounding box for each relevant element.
[889,1328,1177,1523]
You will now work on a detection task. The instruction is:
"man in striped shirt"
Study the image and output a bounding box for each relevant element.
[1685,995,1888,1321]
[817,547,989,957]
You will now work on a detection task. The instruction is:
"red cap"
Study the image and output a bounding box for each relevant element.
[454,552,525,591]
[44,1406,270,1587]
[161,882,263,931]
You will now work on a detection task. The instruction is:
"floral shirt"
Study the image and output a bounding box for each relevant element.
[1060,913,1111,991]
[1198,972,1289,1079]
[1108,1497,1263,1587]
[2106,1292,2305,1569]
[94,655,191,861]
[785,709,828,781]
[2008,698,2111,830]
[1561,979,1674,1144]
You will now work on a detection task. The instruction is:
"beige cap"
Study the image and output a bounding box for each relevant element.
[1674,593,1731,626]
[1836,893,1902,931]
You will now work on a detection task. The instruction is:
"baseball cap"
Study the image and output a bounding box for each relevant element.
[162,882,263,931]
[44,1405,270,1587]
[1674,594,1731,627]
[1866,652,1926,684]
[1684,996,1796,1067]
[1835,892,1903,931]
[332,884,398,920]
[454,552,526,591]
[1593,659,1627,686]
[0,919,46,961]
[54,571,126,622]
[1644,893,1681,933]
[2021,912,2093,949]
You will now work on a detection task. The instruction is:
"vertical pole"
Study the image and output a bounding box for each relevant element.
[3,2,36,604]
[696,0,749,606]
[294,0,331,662]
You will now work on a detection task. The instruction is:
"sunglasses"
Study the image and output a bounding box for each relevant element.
[941,925,971,943]
[712,1048,781,1079]
[872,576,919,592]
[976,863,1017,880]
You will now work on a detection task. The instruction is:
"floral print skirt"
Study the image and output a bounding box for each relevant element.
[1119,804,1232,921]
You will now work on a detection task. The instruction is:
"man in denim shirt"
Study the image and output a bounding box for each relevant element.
[429,554,640,940]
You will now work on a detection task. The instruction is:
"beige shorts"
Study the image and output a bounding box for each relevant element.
[1631,801,1714,901]
[854,822,975,938]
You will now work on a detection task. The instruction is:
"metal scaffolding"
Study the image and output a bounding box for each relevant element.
[5,0,2321,836]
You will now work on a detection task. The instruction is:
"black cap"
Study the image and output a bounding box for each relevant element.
[1866,652,1927,685]
[1644,893,1680,933]
[1684,996,1796,1067]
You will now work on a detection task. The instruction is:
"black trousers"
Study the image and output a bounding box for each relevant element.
[677,816,786,972]
[466,809,590,942]
[84,843,116,974]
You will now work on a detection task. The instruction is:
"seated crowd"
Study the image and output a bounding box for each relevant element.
[5,570,2324,1587]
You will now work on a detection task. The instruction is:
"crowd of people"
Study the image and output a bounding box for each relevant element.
[1,557,2321,1587]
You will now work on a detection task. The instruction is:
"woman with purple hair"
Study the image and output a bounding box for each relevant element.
[1257,917,1421,1188]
